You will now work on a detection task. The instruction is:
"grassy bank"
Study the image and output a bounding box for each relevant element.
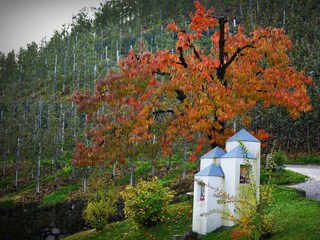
[64,168,320,240]
[64,200,193,240]
[64,186,320,240]
[260,168,307,185]
[203,187,320,239]
[1,154,318,240]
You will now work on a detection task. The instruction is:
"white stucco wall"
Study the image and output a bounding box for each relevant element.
[193,131,261,235]
[200,158,221,170]
[226,141,261,190]
[192,176,224,234]
[200,158,213,170]
[220,157,238,226]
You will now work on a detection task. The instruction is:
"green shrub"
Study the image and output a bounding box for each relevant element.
[271,148,288,166]
[83,185,119,230]
[121,177,175,226]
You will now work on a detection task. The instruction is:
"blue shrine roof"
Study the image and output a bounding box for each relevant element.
[200,146,226,159]
[226,129,260,143]
[221,145,256,159]
[195,164,225,177]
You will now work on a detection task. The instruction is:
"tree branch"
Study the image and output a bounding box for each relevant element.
[177,46,188,68]
[224,44,255,70]
[152,69,171,76]
[189,43,202,61]
[218,17,226,70]
[175,89,187,103]
[153,109,174,116]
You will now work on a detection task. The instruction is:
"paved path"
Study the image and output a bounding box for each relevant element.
[285,165,320,201]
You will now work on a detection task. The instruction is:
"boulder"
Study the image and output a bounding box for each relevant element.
[45,235,56,240]
[51,227,60,235]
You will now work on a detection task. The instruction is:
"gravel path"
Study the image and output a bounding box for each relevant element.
[284,165,320,201]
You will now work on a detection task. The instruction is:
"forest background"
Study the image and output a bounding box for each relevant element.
[0,0,319,191]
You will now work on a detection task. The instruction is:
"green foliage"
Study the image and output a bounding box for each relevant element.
[121,177,175,226]
[203,187,320,240]
[271,149,288,166]
[215,182,281,239]
[293,154,320,165]
[269,141,288,167]
[83,185,119,230]
[43,165,72,183]
[65,185,320,240]
[260,169,307,185]
[0,196,15,207]
[42,184,78,206]
[64,201,193,240]
[0,177,12,188]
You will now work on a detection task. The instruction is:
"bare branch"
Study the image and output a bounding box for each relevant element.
[152,69,170,76]
[224,44,255,70]
[189,43,202,61]
[177,46,188,68]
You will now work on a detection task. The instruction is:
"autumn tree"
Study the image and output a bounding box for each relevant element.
[73,1,312,167]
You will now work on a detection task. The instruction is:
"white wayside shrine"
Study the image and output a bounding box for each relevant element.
[192,129,261,235]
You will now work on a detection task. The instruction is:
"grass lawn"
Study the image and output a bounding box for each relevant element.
[65,186,320,240]
[260,168,307,185]
[286,154,320,165]
[41,184,78,207]
[203,187,320,240]
[65,169,320,240]
[64,200,193,240]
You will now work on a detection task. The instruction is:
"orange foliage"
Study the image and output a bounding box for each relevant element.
[72,1,312,167]
[230,227,250,240]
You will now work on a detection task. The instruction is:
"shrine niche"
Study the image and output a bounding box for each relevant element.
[192,129,261,235]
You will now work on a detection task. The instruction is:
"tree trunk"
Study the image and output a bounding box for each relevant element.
[36,141,41,193]
[129,160,134,186]
[53,137,59,189]
[183,140,187,180]
[32,60,38,98]
[307,127,310,152]
[73,34,78,84]
[112,163,116,178]
[36,98,42,193]
[105,46,108,71]
[93,32,97,83]
[152,134,156,176]
[18,64,22,97]
[286,131,291,152]
[2,150,6,177]
[116,48,119,66]
[60,103,65,153]
[14,137,20,190]
[53,54,57,94]
[167,154,172,171]
[73,46,76,83]
[82,167,89,192]
[2,129,8,177]
[63,51,67,93]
